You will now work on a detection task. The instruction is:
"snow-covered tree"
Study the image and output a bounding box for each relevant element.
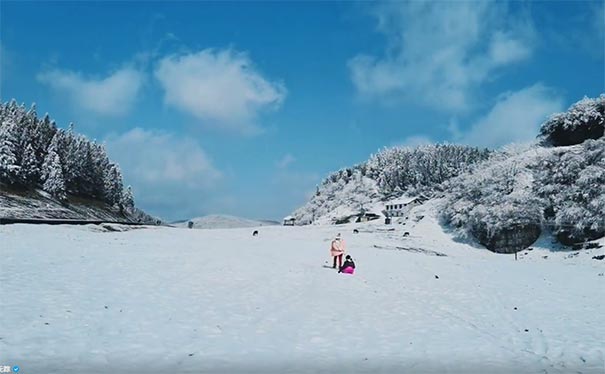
[0,120,21,184]
[103,163,124,207]
[534,138,605,244]
[42,152,67,201]
[41,132,62,182]
[539,95,605,146]
[0,99,138,211]
[121,185,135,211]
[441,153,544,251]
[365,144,491,197]
[20,143,39,184]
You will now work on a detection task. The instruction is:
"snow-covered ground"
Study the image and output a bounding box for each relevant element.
[172,214,279,229]
[1,205,604,374]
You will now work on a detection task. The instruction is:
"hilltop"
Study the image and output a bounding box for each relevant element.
[291,95,605,253]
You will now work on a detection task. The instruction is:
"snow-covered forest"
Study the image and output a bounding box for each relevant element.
[292,144,491,225]
[0,100,133,209]
[293,95,605,252]
[0,100,157,223]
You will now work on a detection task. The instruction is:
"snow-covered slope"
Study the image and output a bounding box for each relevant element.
[1,209,603,373]
[173,214,279,229]
[0,187,157,224]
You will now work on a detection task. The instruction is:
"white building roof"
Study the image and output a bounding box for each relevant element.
[283,216,295,221]
[385,196,419,206]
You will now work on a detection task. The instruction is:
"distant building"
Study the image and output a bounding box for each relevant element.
[333,211,380,225]
[356,212,380,223]
[383,196,427,218]
[283,216,296,226]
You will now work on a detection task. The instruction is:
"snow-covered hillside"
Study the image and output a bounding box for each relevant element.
[293,174,382,225]
[292,144,489,226]
[2,204,604,373]
[172,214,279,229]
[0,187,157,224]
[290,96,605,252]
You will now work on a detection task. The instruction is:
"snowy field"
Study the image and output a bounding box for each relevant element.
[1,207,604,374]
[171,215,279,230]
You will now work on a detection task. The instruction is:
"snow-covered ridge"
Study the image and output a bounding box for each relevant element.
[172,214,279,229]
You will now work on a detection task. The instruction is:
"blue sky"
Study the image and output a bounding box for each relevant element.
[1,1,603,221]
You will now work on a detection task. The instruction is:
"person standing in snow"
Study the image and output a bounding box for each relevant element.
[330,233,346,269]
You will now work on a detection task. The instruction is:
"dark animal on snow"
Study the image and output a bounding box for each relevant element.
[403,232,410,237]
[252,230,259,236]
[353,229,359,234]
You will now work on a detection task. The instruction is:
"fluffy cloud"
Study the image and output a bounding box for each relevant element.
[104,128,222,219]
[37,67,144,116]
[349,2,534,112]
[457,84,564,148]
[154,49,286,133]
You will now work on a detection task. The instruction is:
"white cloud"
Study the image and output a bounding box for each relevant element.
[154,49,287,133]
[349,2,534,112]
[105,128,220,187]
[276,153,296,169]
[104,128,222,219]
[37,67,144,116]
[488,31,532,65]
[457,84,564,148]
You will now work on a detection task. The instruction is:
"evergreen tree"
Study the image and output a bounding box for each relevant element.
[91,143,110,199]
[42,152,67,201]
[103,163,124,207]
[37,114,58,167]
[0,120,21,184]
[20,143,39,184]
[121,185,135,210]
[42,132,62,182]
